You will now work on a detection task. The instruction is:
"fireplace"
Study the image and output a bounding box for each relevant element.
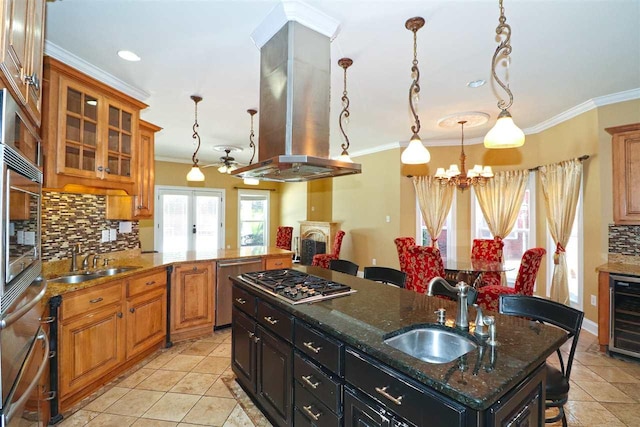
[299,221,339,265]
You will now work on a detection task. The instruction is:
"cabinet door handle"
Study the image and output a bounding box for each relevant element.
[235,298,246,305]
[145,280,156,286]
[301,375,320,389]
[97,166,104,172]
[302,405,321,421]
[253,336,261,343]
[129,308,135,313]
[375,386,403,406]
[303,341,322,354]
[192,266,198,271]
[89,297,103,304]
[24,73,40,91]
[274,262,283,266]
[105,168,111,174]
[248,332,255,338]
[264,316,279,325]
[117,312,123,318]
[42,390,56,401]
[39,316,56,324]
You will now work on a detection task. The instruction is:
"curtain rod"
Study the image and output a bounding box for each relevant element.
[233,186,276,191]
[529,154,590,172]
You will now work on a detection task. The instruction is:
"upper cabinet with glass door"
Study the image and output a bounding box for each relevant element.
[0,0,46,126]
[42,57,147,194]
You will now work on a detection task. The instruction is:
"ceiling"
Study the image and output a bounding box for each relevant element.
[44,0,640,167]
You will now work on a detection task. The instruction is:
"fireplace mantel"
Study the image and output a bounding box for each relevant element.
[299,221,340,253]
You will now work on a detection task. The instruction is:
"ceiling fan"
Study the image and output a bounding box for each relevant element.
[202,146,244,173]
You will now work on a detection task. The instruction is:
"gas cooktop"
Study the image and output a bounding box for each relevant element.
[239,269,356,304]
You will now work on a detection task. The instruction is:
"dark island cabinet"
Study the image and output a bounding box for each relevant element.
[231,309,256,394]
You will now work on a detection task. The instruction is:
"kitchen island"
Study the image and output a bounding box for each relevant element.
[231,266,567,426]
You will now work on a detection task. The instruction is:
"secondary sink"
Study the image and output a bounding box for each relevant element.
[384,327,477,364]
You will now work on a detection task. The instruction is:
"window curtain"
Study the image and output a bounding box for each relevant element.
[413,176,454,247]
[539,159,582,305]
[473,170,530,284]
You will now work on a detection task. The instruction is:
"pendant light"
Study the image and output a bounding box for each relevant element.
[337,57,354,163]
[243,109,259,185]
[484,0,525,149]
[186,95,205,181]
[401,17,430,164]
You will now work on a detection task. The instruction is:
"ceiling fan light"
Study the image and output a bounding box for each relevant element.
[187,165,205,182]
[227,164,238,173]
[218,165,228,174]
[337,153,353,163]
[484,111,525,148]
[401,135,431,164]
[243,177,260,185]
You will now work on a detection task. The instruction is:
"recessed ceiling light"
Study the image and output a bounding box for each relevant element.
[117,50,141,62]
[467,79,486,88]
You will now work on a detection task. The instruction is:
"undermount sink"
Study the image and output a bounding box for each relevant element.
[384,327,477,364]
[48,266,141,284]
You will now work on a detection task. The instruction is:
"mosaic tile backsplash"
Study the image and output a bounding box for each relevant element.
[609,224,640,257]
[42,191,140,261]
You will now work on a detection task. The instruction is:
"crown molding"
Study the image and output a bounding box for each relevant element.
[44,41,151,102]
[251,0,341,49]
[524,87,640,135]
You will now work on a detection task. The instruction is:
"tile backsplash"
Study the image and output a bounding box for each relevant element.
[42,191,140,261]
[609,224,640,258]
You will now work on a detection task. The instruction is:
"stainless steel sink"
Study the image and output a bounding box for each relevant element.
[94,266,141,276]
[48,266,141,284]
[384,327,477,364]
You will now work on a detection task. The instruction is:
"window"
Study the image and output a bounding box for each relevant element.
[547,179,583,309]
[416,195,456,260]
[471,174,536,285]
[238,190,270,248]
[155,186,224,253]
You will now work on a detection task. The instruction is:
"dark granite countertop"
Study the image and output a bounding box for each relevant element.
[232,265,567,411]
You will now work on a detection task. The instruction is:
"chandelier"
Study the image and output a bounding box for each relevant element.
[401,17,430,164]
[186,95,205,182]
[484,0,525,149]
[337,57,354,163]
[244,109,259,185]
[435,120,493,191]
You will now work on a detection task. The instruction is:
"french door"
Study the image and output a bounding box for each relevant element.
[154,186,224,253]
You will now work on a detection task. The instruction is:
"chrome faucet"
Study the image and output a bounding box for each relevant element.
[81,253,95,270]
[473,304,489,337]
[427,277,471,330]
[70,244,82,272]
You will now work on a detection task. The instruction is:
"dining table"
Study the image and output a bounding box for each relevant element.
[444,258,514,288]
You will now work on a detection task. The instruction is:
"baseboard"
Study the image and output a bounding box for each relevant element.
[582,317,598,337]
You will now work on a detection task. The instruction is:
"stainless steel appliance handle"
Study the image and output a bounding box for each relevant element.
[610,274,640,284]
[5,332,50,424]
[0,280,47,329]
[217,259,262,268]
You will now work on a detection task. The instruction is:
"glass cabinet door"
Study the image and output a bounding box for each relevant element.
[106,102,134,179]
[59,78,99,176]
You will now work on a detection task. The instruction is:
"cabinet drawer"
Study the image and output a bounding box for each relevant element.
[265,256,292,270]
[257,300,293,342]
[294,352,341,413]
[233,286,256,317]
[295,321,343,374]
[62,281,122,320]
[128,270,167,297]
[345,349,467,427]
[295,383,341,427]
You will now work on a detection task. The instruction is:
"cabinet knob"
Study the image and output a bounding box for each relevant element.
[129,308,135,313]
[97,166,104,172]
[248,331,255,338]
[105,168,111,174]
[24,72,40,91]
[192,266,198,271]
[117,312,123,318]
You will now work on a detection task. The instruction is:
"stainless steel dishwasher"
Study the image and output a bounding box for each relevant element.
[216,258,263,328]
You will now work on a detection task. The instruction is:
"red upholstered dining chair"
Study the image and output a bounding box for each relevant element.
[275,226,293,250]
[394,237,416,273]
[471,238,504,287]
[404,246,446,294]
[311,231,346,269]
[476,247,547,312]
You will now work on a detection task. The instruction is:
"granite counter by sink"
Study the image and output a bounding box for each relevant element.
[232,265,567,411]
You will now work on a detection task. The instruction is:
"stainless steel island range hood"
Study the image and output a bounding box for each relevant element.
[232,18,361,183]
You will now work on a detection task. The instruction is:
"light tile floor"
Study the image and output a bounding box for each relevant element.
[57,329,640,427]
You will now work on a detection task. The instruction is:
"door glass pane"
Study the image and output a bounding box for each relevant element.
[195,195,221,251]
[109,106,120,127]
[67,88,81,114]
[121,134,131,154]
[66,116,80,142]
[161,194,189,253]
[83,122,97,146]
[65,146,79,169]
[82,149,95,171]
[122,111,132,132]
[85,96,98,120]
[108,129,119,152]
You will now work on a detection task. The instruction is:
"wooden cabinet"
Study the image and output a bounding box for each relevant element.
[608,123,640,224]
[42,57,147,193]
[598,271,611,348]
[59,281,125,398]
[0,0,45,125]
[265,255,292,270]
[171,261,215,340]
[57,268,167,410]
[134,120,161,219]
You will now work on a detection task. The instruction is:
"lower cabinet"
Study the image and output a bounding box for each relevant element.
[57,268,167,410]
[344,387,393,427]
[171,261,215,340]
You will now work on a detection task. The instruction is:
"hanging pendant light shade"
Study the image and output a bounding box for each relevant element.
[186,95,205,181]
[484,0,524,149]
[401,17,430,165]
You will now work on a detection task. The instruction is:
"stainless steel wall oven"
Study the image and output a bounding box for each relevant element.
[609,274,640,359]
